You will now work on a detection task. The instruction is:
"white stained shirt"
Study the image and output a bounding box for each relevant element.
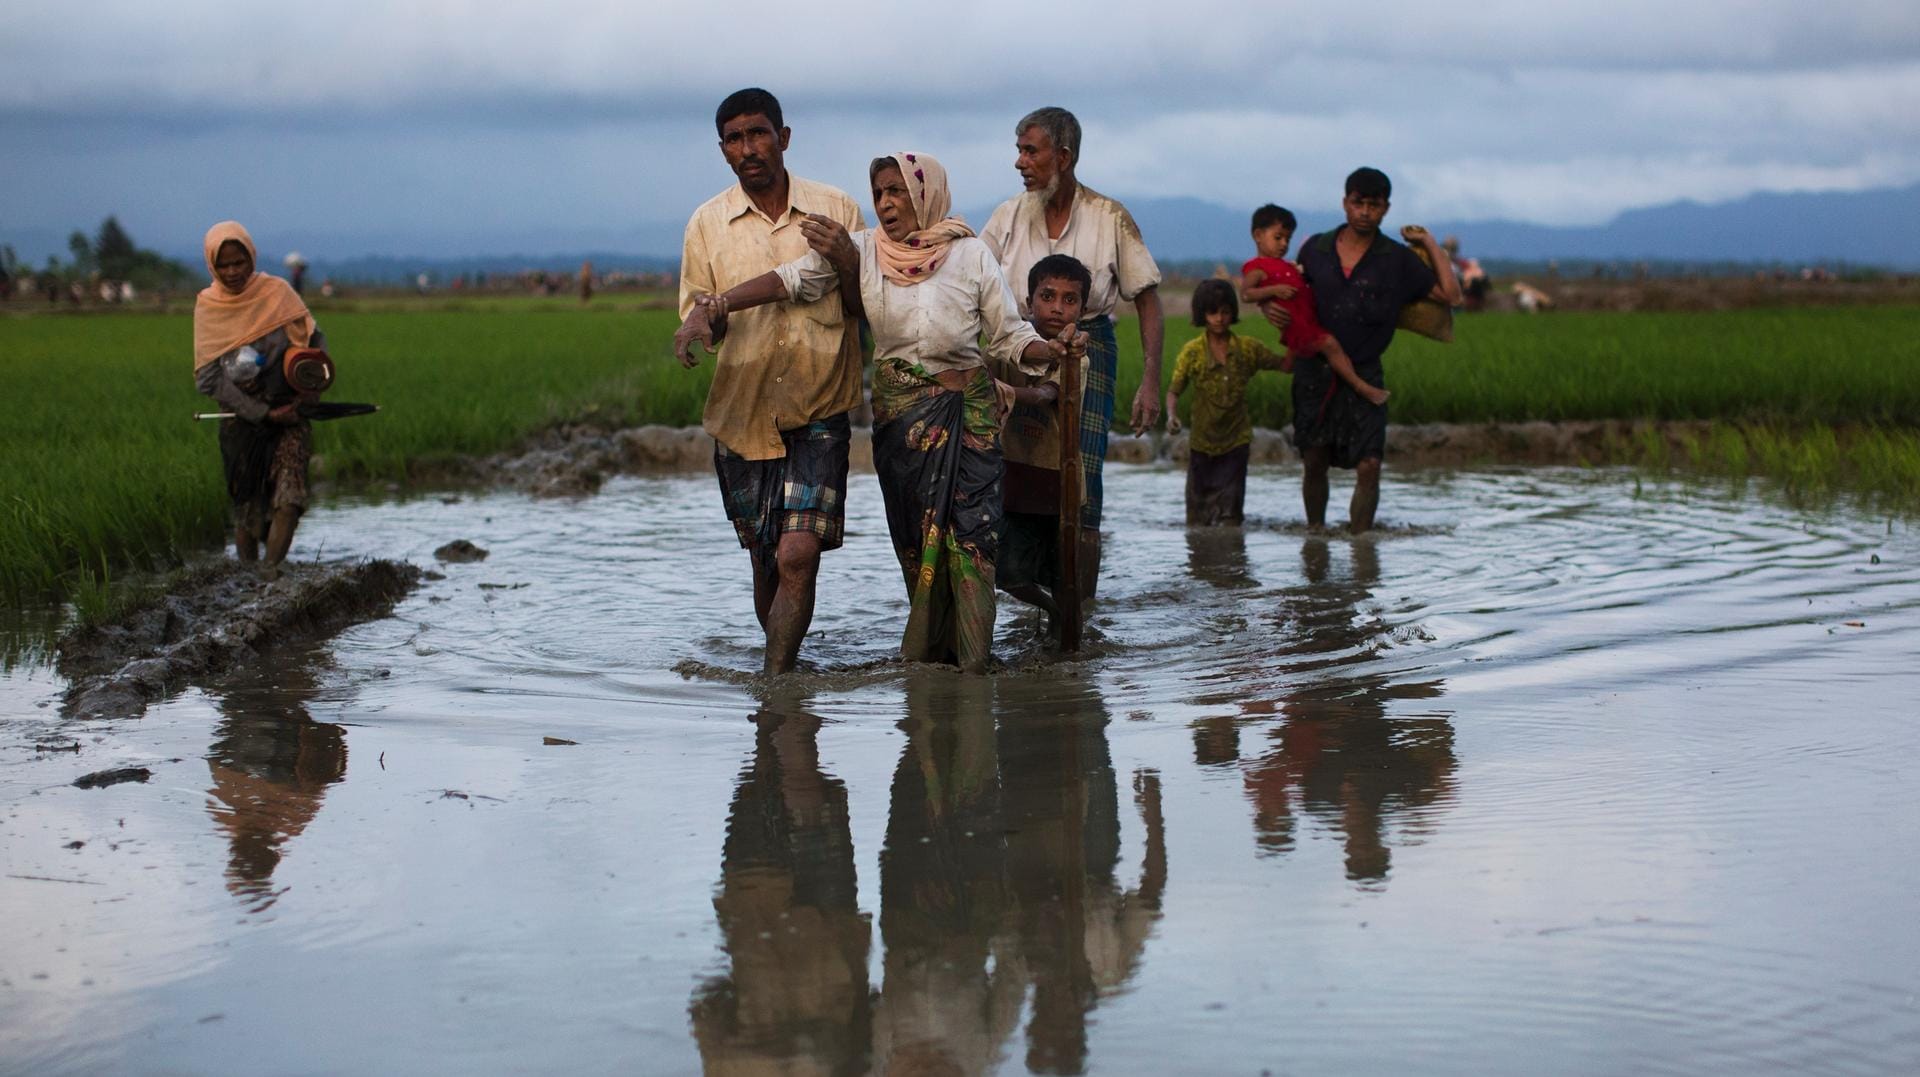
[980,183,1163,320]
[775,233,1047,377]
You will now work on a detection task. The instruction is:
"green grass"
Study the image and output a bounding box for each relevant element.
[1137,305,1920,430]
[0,305,693,603]
[4,300,1919,606]
[1617,421,1920,508]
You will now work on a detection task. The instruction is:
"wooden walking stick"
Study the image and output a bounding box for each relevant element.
[1055,334,1084,652]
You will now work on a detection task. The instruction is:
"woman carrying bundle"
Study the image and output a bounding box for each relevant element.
[193,221,323,572]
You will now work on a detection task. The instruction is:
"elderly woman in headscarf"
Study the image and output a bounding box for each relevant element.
[676,152,1085,673]
[193,221,323,571]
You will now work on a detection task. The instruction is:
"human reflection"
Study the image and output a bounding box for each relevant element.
[690,690,873,1076]
[1201,537,1456,885]
[1185,526,1255,769]
[1183,525,1257,591]
[202,648,348,913]
[997,677,1165,1075]
[873,673,1016,1074]
[873,670,1166,1075]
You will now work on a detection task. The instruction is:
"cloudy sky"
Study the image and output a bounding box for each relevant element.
[4,1,1918,258]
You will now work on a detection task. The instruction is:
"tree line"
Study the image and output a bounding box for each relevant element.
[1,216,196,300]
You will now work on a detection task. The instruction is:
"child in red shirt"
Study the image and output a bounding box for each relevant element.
[1241,204,1389,406]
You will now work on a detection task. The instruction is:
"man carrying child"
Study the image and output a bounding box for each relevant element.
[1277,167,1460,533]
[1241,204,1388,411]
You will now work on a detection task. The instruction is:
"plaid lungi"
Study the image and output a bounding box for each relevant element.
[1077,316,1117,530]
[713,413,851,567]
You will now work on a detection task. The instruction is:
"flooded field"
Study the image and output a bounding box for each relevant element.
[3,463,1917,1075]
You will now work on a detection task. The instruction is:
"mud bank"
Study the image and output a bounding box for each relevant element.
[426,418,1720,495]
[57,559,422,720]
[376,422,725,497]
[1156,418,1719,467]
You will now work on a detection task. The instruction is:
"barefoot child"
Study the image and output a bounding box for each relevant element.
[1241,205,1389,407]
[1164,279,1289,526]
[992,254,1092,620]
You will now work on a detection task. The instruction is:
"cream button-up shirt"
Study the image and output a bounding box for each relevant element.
[775,232,1047,378]
[679,174,866,460]
[980,183,1162,320]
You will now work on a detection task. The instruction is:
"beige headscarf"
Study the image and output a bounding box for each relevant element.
[869,152,974,286]
[193,221,313,369]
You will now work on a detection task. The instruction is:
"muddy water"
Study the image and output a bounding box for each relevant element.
[3,465,1917,1075]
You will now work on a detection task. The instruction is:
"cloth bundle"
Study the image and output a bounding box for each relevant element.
[1397,238,1455,343]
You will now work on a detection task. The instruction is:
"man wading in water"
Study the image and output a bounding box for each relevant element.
[1282,167,1460,533]
[676,88,866,673]
[981,107,1166,597]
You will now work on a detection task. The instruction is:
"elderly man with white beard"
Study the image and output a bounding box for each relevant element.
[981,106,1166,599]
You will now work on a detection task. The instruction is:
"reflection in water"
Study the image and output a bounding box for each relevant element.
[13,469,1917,1072]
[1183,525,1257,592]
[874,675,1016,1074]
[203,652,349,913]
[691,674,1167,1075]
[990,676,1164,1076]
[875,672,1165,1075]
[690,693,873,1076]
[1190,535,1456,885]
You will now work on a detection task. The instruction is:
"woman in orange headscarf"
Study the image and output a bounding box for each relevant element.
[193,221,322,570]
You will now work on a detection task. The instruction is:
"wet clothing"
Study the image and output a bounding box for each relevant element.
[713,413,852,568]
[1293,227,1437,469]
[1241,256,1329,357]
[980,182,1154,533]
[996,509,1062,596]
[774,152,1040,671]
[194,220,323,538]
[197,324,320,531]
[1186,444,1250,526]
[988,342,1084,601]
[981,184,1162,321]
[1169,333,1288,457]
[871,360,1003,673]
[775,233,1044,378]
[992,352,1083,473]
[1076,316,1117,531]
[1171,333,1281,526]
[219,418,310,536]
[680,174,867,460]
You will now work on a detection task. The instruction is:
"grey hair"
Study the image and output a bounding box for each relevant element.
[1016,107,1081,166]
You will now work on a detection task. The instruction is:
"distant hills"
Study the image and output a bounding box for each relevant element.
[7,183,1915,282]
[1100,183,1920,269]
[297,251,678,285]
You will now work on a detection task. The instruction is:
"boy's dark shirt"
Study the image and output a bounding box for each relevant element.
[1296,227,1437,380]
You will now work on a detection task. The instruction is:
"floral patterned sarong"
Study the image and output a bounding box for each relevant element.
[871,359,1002,673]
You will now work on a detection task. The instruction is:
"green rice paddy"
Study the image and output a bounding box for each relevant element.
[1148,305,1920,429]
[3,300,1917,605]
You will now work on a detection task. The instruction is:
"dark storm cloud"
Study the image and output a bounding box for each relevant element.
[3,1,1916,254]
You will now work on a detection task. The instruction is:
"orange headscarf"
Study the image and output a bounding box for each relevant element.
[193,221,313,369]
[869,152,974,286]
